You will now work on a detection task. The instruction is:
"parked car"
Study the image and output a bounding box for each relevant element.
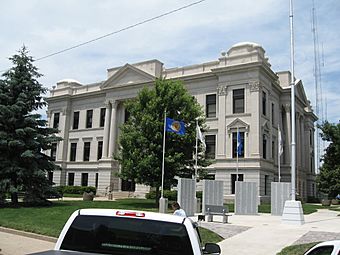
[28,208,221,255]
[304,240,340,255]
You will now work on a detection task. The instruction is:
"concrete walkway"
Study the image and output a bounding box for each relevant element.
[199,209,340,255]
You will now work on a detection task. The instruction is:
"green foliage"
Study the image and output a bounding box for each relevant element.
[316,121,340,198]
[55,186,96,195]
[146,190,202,201]
[0,46,61,204]
[277,242,318,255]
[116,79,210,200]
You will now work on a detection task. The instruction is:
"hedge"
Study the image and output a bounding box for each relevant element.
[145,190,203,201]
[55,186,96,195]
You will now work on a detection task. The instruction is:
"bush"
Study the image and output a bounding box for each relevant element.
[307,196,320,203]
[145,190,202,201]
[55,186,96,195]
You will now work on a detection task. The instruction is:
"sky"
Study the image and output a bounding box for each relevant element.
[0,0,339,123]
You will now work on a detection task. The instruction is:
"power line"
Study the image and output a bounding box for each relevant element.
[36,0,206,61]
[0,0,205,73]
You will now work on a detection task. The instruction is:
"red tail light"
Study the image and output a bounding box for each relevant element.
[116,211,145,217]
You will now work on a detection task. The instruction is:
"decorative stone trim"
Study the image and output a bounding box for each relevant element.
[249,81,261,92]
[217,85,228,96]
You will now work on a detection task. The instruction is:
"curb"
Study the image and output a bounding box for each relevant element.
[0,227,57,243]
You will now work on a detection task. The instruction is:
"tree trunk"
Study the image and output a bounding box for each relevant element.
[155,186,160,208]
[11,192,18,204]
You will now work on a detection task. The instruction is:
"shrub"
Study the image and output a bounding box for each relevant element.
[55,186,96,195]
[145,190,177,200]
[307,196,320,203]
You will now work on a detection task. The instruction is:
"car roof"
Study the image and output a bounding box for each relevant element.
[78,208,187,224]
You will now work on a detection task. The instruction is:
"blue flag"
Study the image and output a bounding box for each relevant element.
[237,130,243,156]
[166,117,185,135]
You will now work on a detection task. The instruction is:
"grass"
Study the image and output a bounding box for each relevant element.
[276,242,318,255]
[198,226,223,244]
[0,199,221,244]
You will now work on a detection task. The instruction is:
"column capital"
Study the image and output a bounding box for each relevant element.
[249,81,261,92]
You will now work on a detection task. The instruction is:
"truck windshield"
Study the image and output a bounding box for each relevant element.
[61,215,194,255]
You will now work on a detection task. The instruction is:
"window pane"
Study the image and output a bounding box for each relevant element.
[100,108,106,127]
[205,135,216,159]
[68,173,75,186]
[70,143,77,161]
[73,112,79,130]
[86,110,93,128]
[61,215,194,255]
[81,173,88,186]
[233,89,244,113]
[97,141,103,160]
[53,112,60,129]
[262,91,267,115]
[232,132,244,158]
[51,143,57,161]
[84,142,91,161]
[206,95,216,118]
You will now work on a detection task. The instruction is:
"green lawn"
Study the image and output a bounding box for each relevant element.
[0,199,221,244]
[276,242,318,255]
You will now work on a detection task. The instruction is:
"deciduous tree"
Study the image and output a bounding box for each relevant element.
[116,79,210,204]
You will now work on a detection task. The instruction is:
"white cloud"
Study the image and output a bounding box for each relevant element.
[1,0,339,123]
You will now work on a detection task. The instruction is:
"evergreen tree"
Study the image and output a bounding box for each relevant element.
[116,79,211,204]
[0,47,61,204]
[317,121,340,199]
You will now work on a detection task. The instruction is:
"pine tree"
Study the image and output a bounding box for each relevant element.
[0,46,61,204]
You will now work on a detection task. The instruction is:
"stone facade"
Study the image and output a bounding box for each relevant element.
[46,42,317,202]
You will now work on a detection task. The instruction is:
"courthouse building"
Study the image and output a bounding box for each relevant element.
[46,42,317,201]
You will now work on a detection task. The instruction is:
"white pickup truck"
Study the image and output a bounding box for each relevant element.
[29,208,221,255]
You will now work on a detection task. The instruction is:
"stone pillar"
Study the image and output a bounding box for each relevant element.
[102,100,112,158]
[217,84,227,157]
[108,101,118,158]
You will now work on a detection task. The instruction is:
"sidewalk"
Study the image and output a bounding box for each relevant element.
[199,209,340,255]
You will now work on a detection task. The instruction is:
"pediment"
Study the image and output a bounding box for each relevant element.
[227,118,250,132]
[295,80,308,105]
[101,64,155,89]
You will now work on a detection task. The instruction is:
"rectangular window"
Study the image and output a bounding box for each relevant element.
[206,94,216,118]
[48,171,53,185]
[271,103,275,124]
[233,89,245,114]
[97,141,103,160]
[73,111,79,130]
[205,135,216,159]
[53,112,60,129]
[232,132,244,158]
[231,174,244,194]
[83,142,91,161]
[272,141,275,160]
[95,173,99,188]
[70,143,77,161]
[100,108,106,127]
[264,175,269,195]
[60,215,195,255]
[262,91,267,116]
[81,173,88,186]
[263,135,267,159]
[51,143,57,161]
[68,173,75,186]
[86,110,93,128]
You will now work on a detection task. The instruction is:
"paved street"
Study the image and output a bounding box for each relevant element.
[0,209,339,255]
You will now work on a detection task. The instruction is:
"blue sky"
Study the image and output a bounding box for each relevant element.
[0,0,339,122]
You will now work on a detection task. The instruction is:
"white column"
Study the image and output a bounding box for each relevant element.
[102,101,112,158]
[285,104,291,164]
[108,100,118,158]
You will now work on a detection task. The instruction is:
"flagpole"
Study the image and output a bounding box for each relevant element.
[278,126,281,182]
[236,127,239,181]
[195,119,198,181]
[161,109,166,199]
